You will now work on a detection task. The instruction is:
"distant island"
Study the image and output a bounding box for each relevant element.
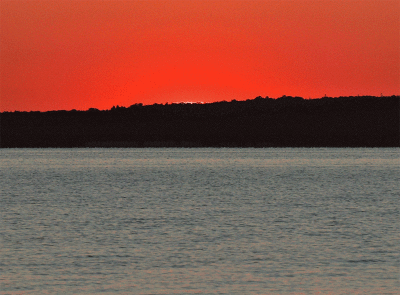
[1,95,399,148]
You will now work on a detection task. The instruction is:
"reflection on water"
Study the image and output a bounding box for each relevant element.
[1,148,399,294]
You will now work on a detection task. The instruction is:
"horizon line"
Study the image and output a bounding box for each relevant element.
[1,94,399,113]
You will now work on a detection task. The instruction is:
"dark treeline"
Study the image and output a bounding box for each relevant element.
[1,95,399,147]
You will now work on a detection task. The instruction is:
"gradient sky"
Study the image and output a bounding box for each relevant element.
[1,0,399,111]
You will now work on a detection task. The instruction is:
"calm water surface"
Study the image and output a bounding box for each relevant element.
[1,148,399,294]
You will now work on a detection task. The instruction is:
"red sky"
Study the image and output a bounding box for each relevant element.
[1,0,399,112]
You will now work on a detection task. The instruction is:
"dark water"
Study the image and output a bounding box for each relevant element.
[1,148,399,294]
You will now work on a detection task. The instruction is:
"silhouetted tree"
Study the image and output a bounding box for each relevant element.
[0,96,398,147]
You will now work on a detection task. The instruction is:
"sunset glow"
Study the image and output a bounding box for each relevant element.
[1,0,399,111]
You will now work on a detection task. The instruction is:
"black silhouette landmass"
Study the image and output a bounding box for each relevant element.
[1,95,399,148]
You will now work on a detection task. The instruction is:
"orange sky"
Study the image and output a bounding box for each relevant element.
[1,0,399,111]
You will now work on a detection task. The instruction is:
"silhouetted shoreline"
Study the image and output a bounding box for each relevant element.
[1,96,399,148]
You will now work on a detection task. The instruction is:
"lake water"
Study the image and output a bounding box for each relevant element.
[1,148,399,294]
